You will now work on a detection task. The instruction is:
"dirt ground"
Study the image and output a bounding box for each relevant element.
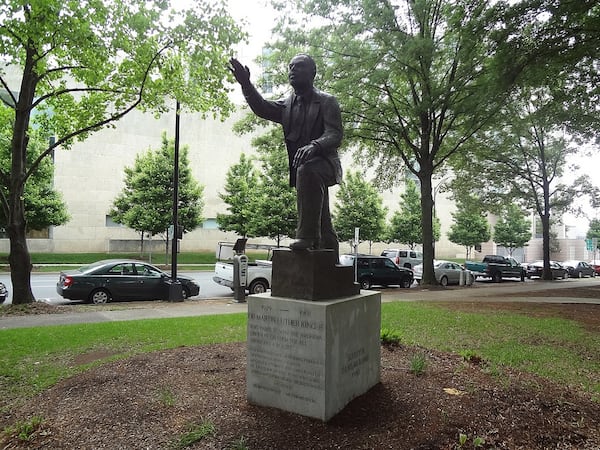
[1,288,599,449]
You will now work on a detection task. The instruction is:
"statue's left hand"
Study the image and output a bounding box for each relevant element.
[293,144,316,168]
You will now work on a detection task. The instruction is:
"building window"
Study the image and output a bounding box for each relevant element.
[106,215,124,227]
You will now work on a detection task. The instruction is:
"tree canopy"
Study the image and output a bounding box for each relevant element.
[217,153,260,239]
[448,197,491,260]
[333,171,387,248]
[0,114,69,232]
[0,0,245,303]
[247,128,297,246]
[110,133,204,252]
[262,0,534,285]
[387,179,440,250]
[449,84,594,278]
[493,204,531,256]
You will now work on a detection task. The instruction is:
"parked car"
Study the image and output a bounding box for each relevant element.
[339,254,413,289]
[525,260,569,280]
[589,260,600,275]
[56,259,200,304]
[413,260,475,286]
[0,282,7,304]
[465,255,526,282]
[561,260,596,278]
[380,249,423,269]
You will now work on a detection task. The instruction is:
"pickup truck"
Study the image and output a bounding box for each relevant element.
[213,259,272,294]
[465,255,526,283]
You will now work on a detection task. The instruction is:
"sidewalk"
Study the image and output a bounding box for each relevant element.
[1,278,599,330]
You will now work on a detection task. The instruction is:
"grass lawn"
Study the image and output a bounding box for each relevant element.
[0,302,598,412]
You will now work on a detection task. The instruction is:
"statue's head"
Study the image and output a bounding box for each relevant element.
[288,53,316,92]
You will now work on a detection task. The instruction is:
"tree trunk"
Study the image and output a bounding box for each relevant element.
[541,171,552,280]
[541,211,552,280]
[8,47,38,304]
[419,172,436,286]
[7,195,35,304]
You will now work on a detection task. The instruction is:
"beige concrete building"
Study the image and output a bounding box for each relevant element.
[0,88,466,258]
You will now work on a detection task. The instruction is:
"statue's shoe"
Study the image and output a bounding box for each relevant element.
[289,239,318,250]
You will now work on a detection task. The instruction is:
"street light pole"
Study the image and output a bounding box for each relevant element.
[169,99,183,301]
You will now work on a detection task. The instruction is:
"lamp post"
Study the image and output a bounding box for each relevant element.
[168,99,183,302]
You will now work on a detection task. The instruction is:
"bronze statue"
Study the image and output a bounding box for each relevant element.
[229,54,343,258]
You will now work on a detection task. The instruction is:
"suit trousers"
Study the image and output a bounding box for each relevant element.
[295,157,339,257]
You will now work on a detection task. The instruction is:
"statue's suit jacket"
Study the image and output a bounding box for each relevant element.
[241,84,343,187]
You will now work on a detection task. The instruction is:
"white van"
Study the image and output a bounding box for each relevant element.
[381,249,423,269]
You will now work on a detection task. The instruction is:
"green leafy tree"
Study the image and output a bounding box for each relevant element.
[448,198,491,260]
[263,0,536,285]
[0,0,244,303]
[387,179,440,250]
[217,153,260,239]
[0,118,69,232]
[493,204,531,257]
[333,171,387,252]
[586,218,600,256]
[110,133,204,256]
[450,85,593,279]
[247,128,297,246]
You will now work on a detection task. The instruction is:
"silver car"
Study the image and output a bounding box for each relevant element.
[413,260,475,286]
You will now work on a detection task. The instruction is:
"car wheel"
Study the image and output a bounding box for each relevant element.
[578,271,583,278]
[359,277,372,290]
[400,277,412,289]
[492,272,502,283]
[439,276,448,287]
[181,287,190,299]
[89,289,111,304]
[248,279,268,294]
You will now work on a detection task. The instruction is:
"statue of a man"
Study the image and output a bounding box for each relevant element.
[229,54,343,258]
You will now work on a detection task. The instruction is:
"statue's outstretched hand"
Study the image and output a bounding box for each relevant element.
[229,58,251,87]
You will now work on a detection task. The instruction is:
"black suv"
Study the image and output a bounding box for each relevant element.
[339,254,414,289]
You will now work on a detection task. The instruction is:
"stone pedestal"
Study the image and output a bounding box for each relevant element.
[246,291,381,421]
[271,248,360,300]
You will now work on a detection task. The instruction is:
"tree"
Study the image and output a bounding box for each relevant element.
[0,118,69,232]
[333,171,387,252]
[264,0,532,285]
[450,85,593,279]
[0,0,244,304]
[586,218,600,257]
[217,153,260,239]
[110,133,204,256]
[247,128,297,246]
[448,198,491,260]
[387,179,440,250]
[493,204,531,257]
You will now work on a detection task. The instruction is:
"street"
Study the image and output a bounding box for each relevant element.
[0,271,233,305]
[2,270,598,306]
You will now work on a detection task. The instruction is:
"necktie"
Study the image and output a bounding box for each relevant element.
[287,95,305,142]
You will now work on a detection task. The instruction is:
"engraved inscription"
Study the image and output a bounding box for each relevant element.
[247,303,325,404]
